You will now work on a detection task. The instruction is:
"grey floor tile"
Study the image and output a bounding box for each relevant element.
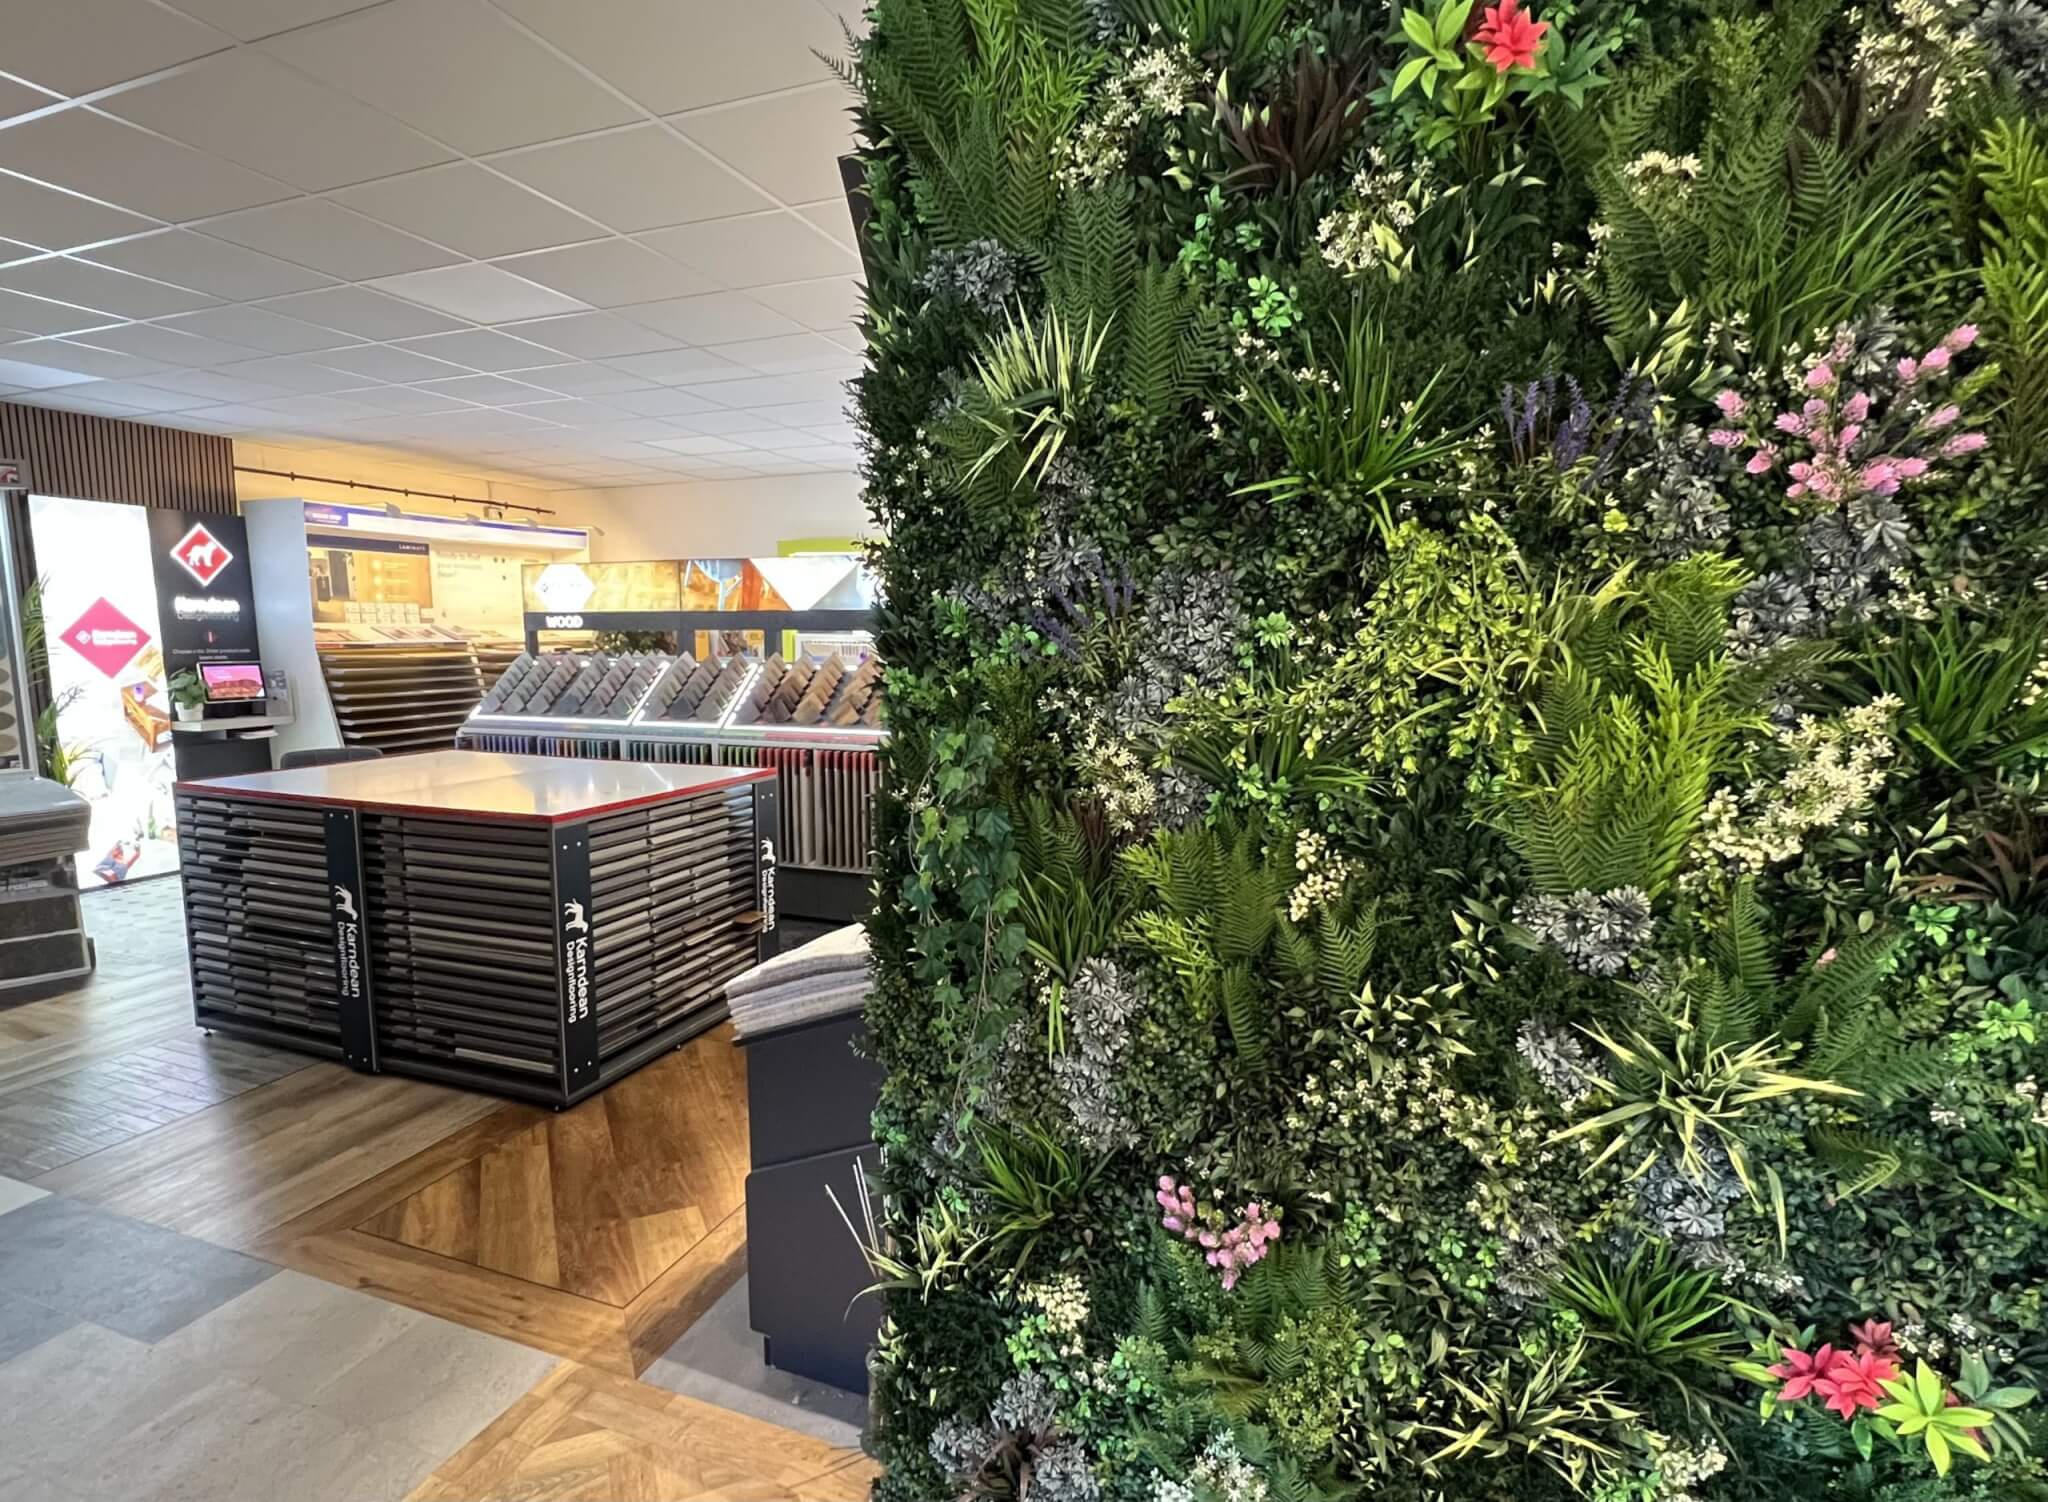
[0,1321,189,1476]
[0,1288,77,1364]
[0,1194,276,1342]
[149,1269,428,1405]
[0,1175,48,1219]
[642,1276,868,1449]
[305,1315,556,1460]
[0,1464,88,1502]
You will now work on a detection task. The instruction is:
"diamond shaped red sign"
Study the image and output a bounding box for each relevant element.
[169,522,233,587]
[61,597,151,679]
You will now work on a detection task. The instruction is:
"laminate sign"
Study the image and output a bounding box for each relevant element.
[147,508,259,678]
[325,808,377,1070]
[753,781,780,935]
[556,829,599,1088]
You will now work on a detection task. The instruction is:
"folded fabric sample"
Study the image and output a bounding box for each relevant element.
[726,922,869,1000]
[730,977,868,1038]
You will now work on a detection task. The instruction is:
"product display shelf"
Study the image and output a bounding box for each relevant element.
[458,648,884,923]
[174,751,782,1106]
[317,644,485,754]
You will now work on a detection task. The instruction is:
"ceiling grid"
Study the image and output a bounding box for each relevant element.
[0,0,869,490]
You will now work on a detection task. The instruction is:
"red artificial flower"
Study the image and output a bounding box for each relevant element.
[1473,0,1550,71]
[1814,1349,1900,1420]
[1767,1344,1836,1403]
[1849,1318,1897,1360]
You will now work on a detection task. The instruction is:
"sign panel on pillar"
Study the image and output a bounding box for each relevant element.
[146,509,260,679]
[555,826,599,1096]
[323,807,377,1072]
[753,780,781,962]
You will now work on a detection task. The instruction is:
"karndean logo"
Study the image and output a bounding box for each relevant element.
[758,839,778,932]
[170,522,233,587]
[561,899,592,1024]
[60,597,150,679]
[331,885,363,1000]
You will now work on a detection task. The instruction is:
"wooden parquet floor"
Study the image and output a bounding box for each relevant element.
[406,1360,876,1502]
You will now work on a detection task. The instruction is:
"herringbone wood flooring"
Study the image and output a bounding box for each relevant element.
[406,1359,876,1502]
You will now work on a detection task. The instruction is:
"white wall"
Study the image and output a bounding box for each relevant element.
[561,472,871,560]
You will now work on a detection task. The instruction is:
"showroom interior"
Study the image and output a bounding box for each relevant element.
[0,3,885,1499]
[17,0,2047,1499]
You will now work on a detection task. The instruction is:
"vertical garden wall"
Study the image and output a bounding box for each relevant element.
[842,1,2048,1498]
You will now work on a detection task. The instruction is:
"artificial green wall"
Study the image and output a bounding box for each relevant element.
[844,2,2048,1498]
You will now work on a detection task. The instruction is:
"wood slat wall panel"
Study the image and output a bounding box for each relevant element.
[0,401,235,513]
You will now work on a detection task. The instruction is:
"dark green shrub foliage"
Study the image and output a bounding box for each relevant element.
[839,0,2048,1498]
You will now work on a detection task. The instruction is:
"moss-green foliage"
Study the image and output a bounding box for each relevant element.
[843,2,2048,1500]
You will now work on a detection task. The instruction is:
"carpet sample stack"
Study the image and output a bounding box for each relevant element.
[725,924,869,1039]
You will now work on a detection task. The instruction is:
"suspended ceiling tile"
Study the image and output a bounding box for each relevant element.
[500,311,678,361]
[330,163,602,259]
[492,0,846,115]
[210,354,384,395]
[0,111,294,222]
[53,379,208,413]
[0,286,118,337]
[706,332,862,377]
[129,368,302,404]
[159,303,360,354]
[104,52,455,192]
[641,211,857,290]
[602,346,752,386]
[254,285,470,342]
[670,84,854,206]
[495,239,716,308]
[55,320,256,368]
[0,338,169,381]
[0,172,159,254]
[78,228,333,301]
[368,264,588,325]
[0,356,100,390]
[486,124,773,233]
[595,385,722,418]
[156,0,390,45]
[748,275,862,334]
[412,373,567,407]
[202,199,461,281]
[0,257,218,319]
[1,0,228,95]
[621,290,801,346]
[264,0,639,155]
[391,327,575,372]
[499,360,656,398]
[310,343,469,384]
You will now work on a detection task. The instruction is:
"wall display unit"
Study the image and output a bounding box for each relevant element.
[317,642,485,755]
[175,750,780,1106]
[461,641,882,923]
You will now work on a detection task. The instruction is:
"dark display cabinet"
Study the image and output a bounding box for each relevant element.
[176,750,779,1106]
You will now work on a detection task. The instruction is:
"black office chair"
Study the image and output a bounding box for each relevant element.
[279,746,384,771]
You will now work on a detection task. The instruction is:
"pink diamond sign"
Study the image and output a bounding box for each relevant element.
[62,597,152,679]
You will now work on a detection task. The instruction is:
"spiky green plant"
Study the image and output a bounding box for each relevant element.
[1549,1242,1748,1410]
[1410,1339,1640,1494]
[1974,117,2048,467]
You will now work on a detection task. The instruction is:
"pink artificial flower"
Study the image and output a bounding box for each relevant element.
[1815,1350,1899,1420]
[1898,357,1921,384]
[1925,404,1961,431]
[1806,363,1836,390]
[1839,423,1864,451]
[1775,411,1807,436]
[1861,461,1901,497]
[1849,1319,1898,1360]
[1843,391,1872,423]
[1943,432,1989,458]
[1897,456,1930,479]
[1746,445,1779,475]
[1715,390,1747,418]
[1162,1215,1183,1231]
[1817,947,1839,967]
[1709,428,1745,448]
[1944,324,1979,352]
[1473,0,1549,70]
[1922,345,1952,373]
[1769,1344,1836,1403]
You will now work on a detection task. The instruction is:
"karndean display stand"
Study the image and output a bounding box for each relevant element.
[174,750,780,1107]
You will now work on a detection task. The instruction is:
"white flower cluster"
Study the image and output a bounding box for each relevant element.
[1076,726,1157,834]
[1153,1433,1268,1502]
[1702,696,1900,872]
[1622,150,1704,197]
[1063,46,1198,187]
[1288,828,1355,922]
[2020,654,2048,708]
[1648,1434,1729,1502]
[2018,1075,2048,1127]
[1852,0,1983,120]
[1317,150,1431,279]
